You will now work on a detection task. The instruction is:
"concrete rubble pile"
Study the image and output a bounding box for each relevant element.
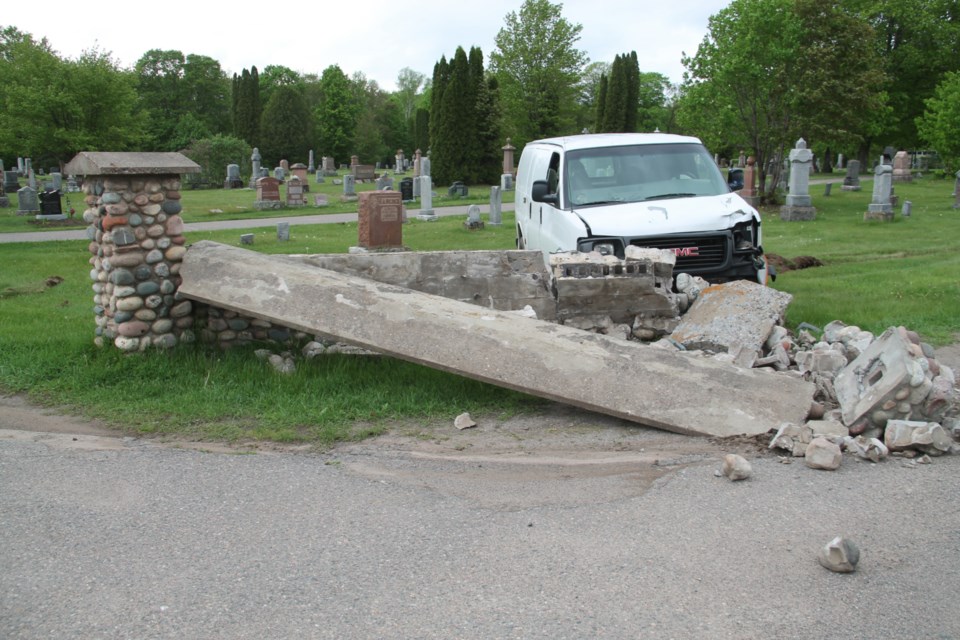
[751,321,960,466]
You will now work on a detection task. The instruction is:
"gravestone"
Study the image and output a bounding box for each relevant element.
[502,139,516,175]
[954,170,960,209]
[49,172,63,192]
[350,155,359,169]
[27,168,37,190]
[315,170,325,184]
[501,173,514,191]
[740,157,760,207]
[273,166,285,181]
[66,176,80,192]
[902,201,912,218]
[737,151,746,168]
[37,189,66,220]
[448,181,468,197]
[290,163,309,191]
[224,164,242,189]
[277,222,290,241]
[417,176,436,221]
[892,150,912,182]
[413,149,422,177]
[837,153,845,170]
[17,157,24,174]
[241,233,254,245]
[395,149,404,173]
[353,164,375,181]
[842,160,861,191]
[823,183,833,197]
[254,176,282,210]
[780,138,816,221]
[0,181,7,208]
[420,157,431,178]
[286,176,305,206]
[4,170,20,192]
[17,185,39,215]
[308,150,315,172]
[322,156,337,176]
[412,173,421,198]
[357,190,404,249]
[279,159,289,173]
[342,174,356,198]
[464,204,484,230]
[864,161,894,221]
[313,194,329,207]
[399,177,414,202]
[489,186,503,226]
[376,175,393,190]
[24,158,32,179]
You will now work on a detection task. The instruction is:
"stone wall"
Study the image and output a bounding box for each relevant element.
[85,175,194,351]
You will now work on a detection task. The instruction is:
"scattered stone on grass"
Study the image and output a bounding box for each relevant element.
[454,412,477,430]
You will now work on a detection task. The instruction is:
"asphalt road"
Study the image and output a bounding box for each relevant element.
[2,421,959,639]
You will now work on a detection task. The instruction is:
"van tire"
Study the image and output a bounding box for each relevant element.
[516,229,525,250]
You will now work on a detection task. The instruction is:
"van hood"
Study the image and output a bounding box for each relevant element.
[572,193,759,237]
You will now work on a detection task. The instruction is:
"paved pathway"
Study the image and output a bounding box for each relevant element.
[0,203,516,244]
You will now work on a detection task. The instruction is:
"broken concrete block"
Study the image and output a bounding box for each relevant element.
[669,280,792,368]
[818,536,860,573]
[805,437,842,470]
[770,422,813,457]
[806,418,849,439]
[843,435,888,462]
[549,251,678,325]
[179,242,816,438]
[754,344,791,370]
[721,454,752,481]
[884,420,952,455]
[835,328,925,428]
[795,348,848,375]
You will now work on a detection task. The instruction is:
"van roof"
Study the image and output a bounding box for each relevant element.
[529,132,703,151]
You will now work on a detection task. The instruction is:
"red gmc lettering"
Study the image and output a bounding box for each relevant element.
[673,247,700,257]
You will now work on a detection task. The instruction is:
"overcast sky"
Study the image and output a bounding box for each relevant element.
[5,0,730,91]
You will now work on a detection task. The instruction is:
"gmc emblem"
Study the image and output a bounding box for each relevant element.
[673,246,700,257]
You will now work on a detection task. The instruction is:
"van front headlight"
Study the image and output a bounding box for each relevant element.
[577,238,623,256]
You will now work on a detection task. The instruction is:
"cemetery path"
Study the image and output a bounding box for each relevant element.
[0,203,516,244]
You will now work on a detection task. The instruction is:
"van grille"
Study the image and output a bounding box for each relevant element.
[629,234,729,272]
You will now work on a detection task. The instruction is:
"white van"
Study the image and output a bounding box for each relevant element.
[515,133,769,284]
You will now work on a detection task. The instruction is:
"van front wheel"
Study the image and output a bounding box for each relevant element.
[516,230,525,250]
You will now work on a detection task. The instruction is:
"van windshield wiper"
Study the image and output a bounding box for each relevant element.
[578,199,624,206]
[644,193,696,201]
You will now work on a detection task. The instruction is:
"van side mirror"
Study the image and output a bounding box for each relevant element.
[531,180,559,205]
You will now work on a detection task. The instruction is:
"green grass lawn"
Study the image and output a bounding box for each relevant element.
[0,175,515,233]
[0,175,957,444]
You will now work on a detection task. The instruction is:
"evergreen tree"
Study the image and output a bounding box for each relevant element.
[315,64,358,164]
[259,84,311,166]
[594,74,608,133]
[433,47,473,185]
[413,107,430,153]
[429,56,449,155]
[624,51,640,132]
[232,67,261,147]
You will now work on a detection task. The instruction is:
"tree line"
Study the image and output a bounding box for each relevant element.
[1,0,958,191]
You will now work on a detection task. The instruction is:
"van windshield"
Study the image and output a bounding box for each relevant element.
[564,143,730,207]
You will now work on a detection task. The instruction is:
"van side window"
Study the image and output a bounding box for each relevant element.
[546,153,560,195]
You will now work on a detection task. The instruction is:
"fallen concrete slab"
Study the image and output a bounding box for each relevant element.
[179,241,815,437]
[670,280,793,367]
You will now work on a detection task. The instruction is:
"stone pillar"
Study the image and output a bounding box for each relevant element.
[864,161,894,221]
[308,149,315,172]
[420,157,431,178]
[502,138,516,177]
[63,151,201,351]
[413,149,422,177]
[489,186,503,226]
[250,148,261,189]
[741,156,760,207]
[417,176,436,221]
[780,138,816,221]
[350,155,359,169]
